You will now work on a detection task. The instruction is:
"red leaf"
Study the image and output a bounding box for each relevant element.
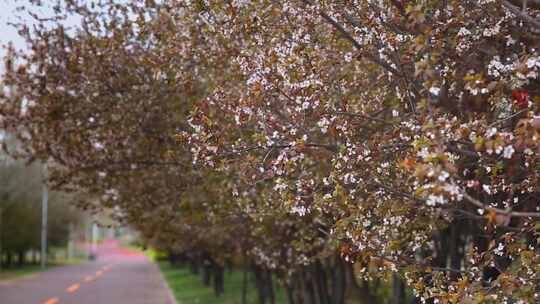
[512,90,529,108]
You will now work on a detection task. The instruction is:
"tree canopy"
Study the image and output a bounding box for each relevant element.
[1,0,539,303]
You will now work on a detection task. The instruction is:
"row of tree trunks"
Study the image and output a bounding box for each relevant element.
[254,265,275,304]
[167,251,412,304]
[169,251,226,296]
[0,250,44,268]
[167,213,524,304]
[284,256,349,304]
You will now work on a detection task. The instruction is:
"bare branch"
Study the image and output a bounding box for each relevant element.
[487,109,527,128]
[503,1,540,29]
[331,111,394,125]
[300,0,402,76]
[507,0,540,9]
[462,192,540,218]
[218,142,338,158]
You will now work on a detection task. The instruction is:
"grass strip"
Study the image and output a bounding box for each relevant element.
[158,261,287,304]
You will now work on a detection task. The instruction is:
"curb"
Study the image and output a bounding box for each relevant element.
[155,263,178,304]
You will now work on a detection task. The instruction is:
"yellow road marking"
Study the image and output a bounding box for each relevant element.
[66,283,80,293]
[43,297,59,304]
[84,275,94,283]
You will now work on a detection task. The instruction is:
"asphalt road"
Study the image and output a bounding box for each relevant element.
[0,242,175,304]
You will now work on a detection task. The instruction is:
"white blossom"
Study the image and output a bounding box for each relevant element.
[503,145,515,159]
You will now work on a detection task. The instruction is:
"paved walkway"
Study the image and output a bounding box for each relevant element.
[0,242,174,304]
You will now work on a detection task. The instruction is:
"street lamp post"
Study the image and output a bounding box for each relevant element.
[0,206,3,270]
[41,165,48,269]
[67,223,74,260]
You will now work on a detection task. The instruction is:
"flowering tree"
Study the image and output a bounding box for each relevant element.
[2,0,540,303]
[183,0,540,301]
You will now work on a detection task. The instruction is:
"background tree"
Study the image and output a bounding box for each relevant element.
[0,134,81,267]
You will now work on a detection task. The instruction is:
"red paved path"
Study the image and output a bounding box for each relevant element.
[0,241,174,304]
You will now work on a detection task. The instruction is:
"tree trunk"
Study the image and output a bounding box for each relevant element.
[202,261,212,287]
[308,264,322,304]
[266,270,275,304]
[6,251,12,268]
[315,260,330,304]
[285,280,295,304]
[18,251,25,267]
[226,258,233,274]
[190,256,200,274]
[213,263,224,296]
[332,257,346,304]
[359,280,379,304]
[0,207,2,271]
[168,251,178,266]
[392,273,405,304]
[291,273,304,304]
[302,269,316,304]
[242,263,248,304]
[254,266,267,304]
[449,221,464,281]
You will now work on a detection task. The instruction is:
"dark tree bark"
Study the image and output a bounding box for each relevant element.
[285,280,296,304]
[392,273,405,304]
[242,263,248,304]
[314,260,330,304]
[331,257,346,304]
[189,256,200,274]
[18,251,25,267]
[6,251,13,268]
[302,269,316,304]
[266,270,276,304]
[449,221,464,281]
[254,266,264,304]
[309,264,323,304]
[202,261,212,287]
[213,263,225,296]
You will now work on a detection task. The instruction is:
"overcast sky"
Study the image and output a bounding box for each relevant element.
[0,1,81,61]
[0,1,27,55]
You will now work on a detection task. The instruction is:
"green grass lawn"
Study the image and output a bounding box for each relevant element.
[0,264,47,281]
[0,257,87,281]
[158,262,288,304]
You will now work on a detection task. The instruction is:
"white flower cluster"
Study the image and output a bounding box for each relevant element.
[487,56,516,79]
[503,145,515,159]
[482,21,501,37]
[527,56,540,69]
[317,117,331,133]
[426,194,446,206]
[291,205,308,216]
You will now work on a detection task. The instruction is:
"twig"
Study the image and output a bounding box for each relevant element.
[487,109,527,128]
[507,0,540,9]
[503,0,540,30]
[300,0,402,76]
[218,142,338,158]
[462,192,540,218]
[332,111,394,125]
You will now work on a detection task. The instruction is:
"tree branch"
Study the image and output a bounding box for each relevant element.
[462,192,540,218]
[503,1,540,30]
[300,0,402,76]
[331,111,394,125]
[218,142,338,158]
[507,0,540,9]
